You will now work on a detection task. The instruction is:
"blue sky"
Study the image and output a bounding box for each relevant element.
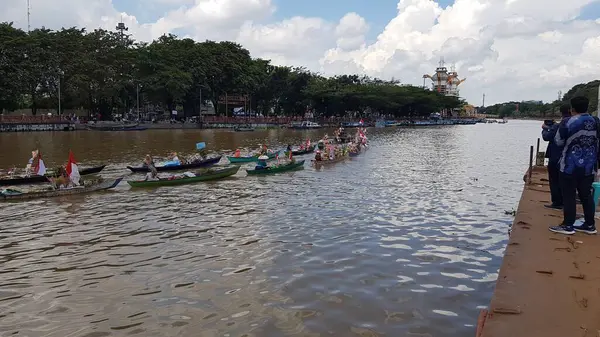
[111,0,600,41]
[112,0,454,35]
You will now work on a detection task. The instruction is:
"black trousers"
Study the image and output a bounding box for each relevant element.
[547,162,562,206]
[561,172,595,227]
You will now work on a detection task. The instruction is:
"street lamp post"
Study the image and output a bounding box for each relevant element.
[58,70,64,116]
[136,84,141,121]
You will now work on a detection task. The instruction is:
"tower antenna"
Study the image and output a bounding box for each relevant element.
[116,16,129,42]
[27,0,30,32]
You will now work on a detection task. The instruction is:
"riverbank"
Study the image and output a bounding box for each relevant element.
[476,166,600,337]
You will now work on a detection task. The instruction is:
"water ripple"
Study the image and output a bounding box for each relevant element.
[0,122,539,336]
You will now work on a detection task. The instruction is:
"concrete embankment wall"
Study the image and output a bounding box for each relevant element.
[476,166,600,337]
[0,123,74,132]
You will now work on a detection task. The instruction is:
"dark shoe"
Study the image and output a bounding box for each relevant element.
[549,225,575,235]
[544,204,563,210]
[573,222,598,235]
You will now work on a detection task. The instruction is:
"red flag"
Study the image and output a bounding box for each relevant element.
[66,150,77,176]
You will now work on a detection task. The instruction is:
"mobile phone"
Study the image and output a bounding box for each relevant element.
[544,119,554,126]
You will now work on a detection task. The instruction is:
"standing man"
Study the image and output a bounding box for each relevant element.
[542,104,571,210]
[550,96,598,235]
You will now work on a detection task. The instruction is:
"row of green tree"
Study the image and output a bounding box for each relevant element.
[482,80,599,118]
[0,22,462,119]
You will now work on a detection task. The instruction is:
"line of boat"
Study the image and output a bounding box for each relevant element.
[86,122,147,131]
[1,131,367,201]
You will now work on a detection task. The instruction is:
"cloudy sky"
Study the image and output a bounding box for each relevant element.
[2,0,600,105]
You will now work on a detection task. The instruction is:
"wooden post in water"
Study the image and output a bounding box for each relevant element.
[535,137,545,166]
[528,145,534,184]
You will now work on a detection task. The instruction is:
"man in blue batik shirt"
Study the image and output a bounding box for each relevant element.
[550,96,599,235]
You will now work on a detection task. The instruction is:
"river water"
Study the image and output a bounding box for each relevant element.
[0,121,541,337]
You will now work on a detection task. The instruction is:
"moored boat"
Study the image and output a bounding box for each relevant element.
[227,151,278,163]
[87,122,144,131]
[233,124,255,132]
[0,165,107,186]
[289,145,315,156]
[288,121,321,129]
[126,156,222,172]
[127,166,239,187]
[246,160,305,175]
[0,177,123,201]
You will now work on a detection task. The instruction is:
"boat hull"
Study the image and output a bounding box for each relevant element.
[127,166,239,187]
[227,152,278,163]
[289,145,315,156]
[1,177,122,201]
[246,160,305,175]
[312,156,348,166]
[87,123,143,131]
[0,165,107,186]
[127,156,222,172]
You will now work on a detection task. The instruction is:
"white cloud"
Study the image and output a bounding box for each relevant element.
[1,0,599,104]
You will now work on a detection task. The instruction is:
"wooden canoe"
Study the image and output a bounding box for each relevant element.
[227,151,278,163]
[289,145,315,156]
[126,156,222,172]
[311,155,348,166]
[246,160,305,175]
[0,177,123,201]
[0,165,106,186]
[127,166,240,187]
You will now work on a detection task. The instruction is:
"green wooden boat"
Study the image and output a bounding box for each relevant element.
[227,151,278,163]
[246,160,305,175]
[127,166,239,187]
[1,177,122,201]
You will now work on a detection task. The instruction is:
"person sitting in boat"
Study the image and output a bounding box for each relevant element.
[163,152,181,167]
[143,155,158,181]
[196,148,208,161]
[255,155,269,170]
[317,140,325,151]
[26,149,46,176]
[234,149,242,158]
[142,154,155,167]
[286,144,292,153]
[314,150,322,161]
[51,166,71,189]
[260,144,268,155]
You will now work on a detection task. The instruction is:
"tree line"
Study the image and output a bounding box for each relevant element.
[0,22,463,119]
[482,80,599,118]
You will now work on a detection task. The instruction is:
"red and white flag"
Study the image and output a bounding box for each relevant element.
[34,151,47,175]
[66,150,80,185]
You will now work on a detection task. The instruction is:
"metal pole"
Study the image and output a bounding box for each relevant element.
[528,145,534,184]
[58,75,61,116]
[136,84,140,121]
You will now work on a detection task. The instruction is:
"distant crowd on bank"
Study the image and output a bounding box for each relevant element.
[542,96,598,235]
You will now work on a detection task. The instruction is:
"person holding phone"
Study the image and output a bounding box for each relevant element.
[550,96,598,235]
[542,103,571,210]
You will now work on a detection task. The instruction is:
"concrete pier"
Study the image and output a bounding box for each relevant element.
[476,166,600,337]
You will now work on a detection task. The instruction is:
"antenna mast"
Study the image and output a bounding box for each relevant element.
[27,0,30,32]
